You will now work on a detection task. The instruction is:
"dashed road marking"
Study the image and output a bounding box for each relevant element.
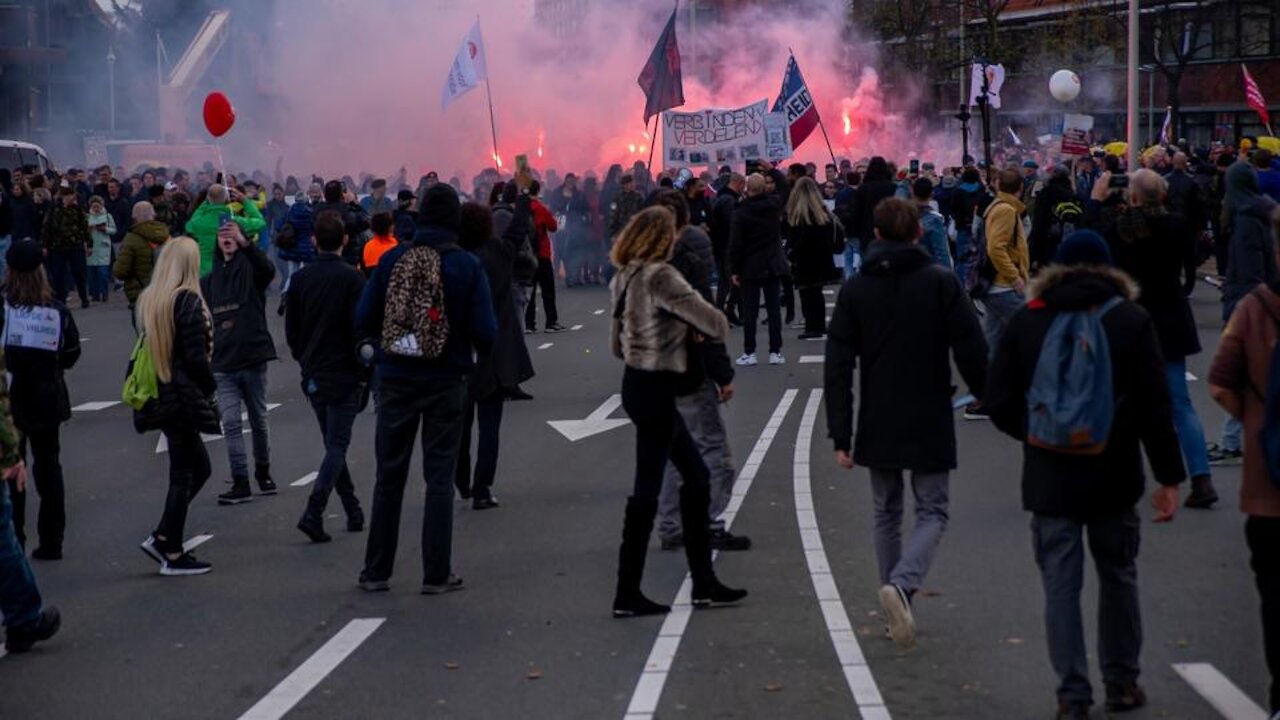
[155,403,283,454]
[291,472,318,488]
[72,401,121,412]
[237,618,386,720]
[538,342,554,350]
[826,302,835,309]
[795,389,891,719]
[593,309,605,315]
[624,389,798,720]
[798,355,824,364]
[571,324,584,331]
[1186,371,1199,382]
[1173,663,1268,720]
[183,533,214,553]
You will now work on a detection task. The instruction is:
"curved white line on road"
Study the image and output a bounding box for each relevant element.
[795,389,891,719]
[623,388,799,720]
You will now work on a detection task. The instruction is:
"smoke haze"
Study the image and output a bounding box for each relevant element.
[253,0,956,180]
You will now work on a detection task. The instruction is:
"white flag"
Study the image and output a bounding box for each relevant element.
[441,20,488,111]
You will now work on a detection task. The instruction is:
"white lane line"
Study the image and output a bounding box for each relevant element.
[538,342,554,350]
[1173,663,1268,720]
[571,324,584,331]
[237,618,386,720]
[155,403,283,454]
[183,533,214,552]
[826,303,836,309]
[799,355,824,364]
[795,389,890,718]
[291,472,318,488]
[72,400,121,412]
[594,309,605,315]
[1186,371,1199,382]
[624,389,799,720]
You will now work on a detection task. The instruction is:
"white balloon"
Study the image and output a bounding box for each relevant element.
[1050,70,1081,103]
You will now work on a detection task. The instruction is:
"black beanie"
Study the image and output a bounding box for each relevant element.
[420,184,461,231]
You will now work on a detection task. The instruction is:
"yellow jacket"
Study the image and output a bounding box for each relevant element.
[984,192,1029,288]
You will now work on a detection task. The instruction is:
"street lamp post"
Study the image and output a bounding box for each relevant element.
[1140,65,1155,145]
[1126,0,1139,169]
[107,46,117,132]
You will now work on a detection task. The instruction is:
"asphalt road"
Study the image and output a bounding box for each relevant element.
[0,277,1269,720]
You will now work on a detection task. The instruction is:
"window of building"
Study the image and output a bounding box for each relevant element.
[1240,7,1274,56]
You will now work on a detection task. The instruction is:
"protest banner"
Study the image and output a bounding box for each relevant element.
[661,99,768,169]
[1061,113,1094,156]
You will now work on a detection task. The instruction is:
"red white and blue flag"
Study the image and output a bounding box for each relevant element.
[772,56,820,151]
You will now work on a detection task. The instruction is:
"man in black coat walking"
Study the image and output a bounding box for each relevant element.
[729,174,789,366]
[284,211,367,542]
[824,198,987,650]
[983,232,1184,719]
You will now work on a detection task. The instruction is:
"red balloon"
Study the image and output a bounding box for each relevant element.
[202,91,236,138]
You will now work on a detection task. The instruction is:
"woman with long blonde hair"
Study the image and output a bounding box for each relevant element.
[608,207,745,617]
[134,237,220,576]
[784,176,840,338]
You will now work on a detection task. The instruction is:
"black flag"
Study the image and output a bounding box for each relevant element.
[637,6,685,125]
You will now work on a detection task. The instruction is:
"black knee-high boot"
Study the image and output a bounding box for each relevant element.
[613,495,670,618]
[680,483,747,608]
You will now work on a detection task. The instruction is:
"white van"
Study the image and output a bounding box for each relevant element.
[0,140,52,175]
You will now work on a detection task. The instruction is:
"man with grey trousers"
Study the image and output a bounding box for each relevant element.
[824,198,988,650]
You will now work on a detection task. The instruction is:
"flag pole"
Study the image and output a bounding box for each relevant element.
[479,16,500,173]
[646,112,659,175]
[789,48,838,168]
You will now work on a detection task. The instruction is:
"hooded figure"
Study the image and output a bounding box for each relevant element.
[1223,161,1279,322]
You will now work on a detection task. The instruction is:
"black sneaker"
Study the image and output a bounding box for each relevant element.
[358,573,390,592]
[1055,701,1091,719]
[612,590,671,618]
[30,546,62,561]
[472,496,500,510]
[217,479,253,505]
[346,508,365,532]
[4,607,61,653]
[1185,474,1220,509]
[139,534,164,565]
[256,465,278,495]
[297,517,332,543]
[962,403,990,421]
[545,323,568,333]
[691,578,748,608]
[1104,682,1147,712]
[709,529,752,551]
[525,326,537,334]
[508,387,534,401]
[1206,443,1243,466]
[160,552,212,576]
[421,575,465,594]
[798,332,826,340]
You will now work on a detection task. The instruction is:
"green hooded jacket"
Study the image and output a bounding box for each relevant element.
[185,199,265,275]
[113,220,171,305]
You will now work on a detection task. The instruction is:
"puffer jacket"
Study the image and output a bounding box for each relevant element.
[135,290,220,435]
[610,261,728,374]
[280,202,317,263]
[114,220,171,304]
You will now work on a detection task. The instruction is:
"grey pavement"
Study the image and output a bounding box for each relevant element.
[0,280,1268,720]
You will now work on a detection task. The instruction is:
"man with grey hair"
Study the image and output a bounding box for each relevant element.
[113,201,171,321]
[729,173,788,366]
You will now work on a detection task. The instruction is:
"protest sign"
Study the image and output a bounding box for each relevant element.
[1061,113,1094,156]
[661,99,768,168]
[764,111,793,161]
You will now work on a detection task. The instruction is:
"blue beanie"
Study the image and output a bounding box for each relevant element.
[1055,229,1112,266]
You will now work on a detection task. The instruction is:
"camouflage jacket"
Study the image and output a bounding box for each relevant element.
[41,204,91,252]
[0,352,21,469]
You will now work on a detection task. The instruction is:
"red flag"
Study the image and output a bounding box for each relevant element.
[1243,64,1270,128]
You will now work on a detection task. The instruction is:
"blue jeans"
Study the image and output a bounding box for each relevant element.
[870,469,949,593]
[1032,511,1142,707]
[362,374,466,585]
[0,482,42,629]
[981,290,1024,362]
[1223,415,1244,453]
[87,265,110,299]
[303,385,362,521]
[1165,361,1210,478]
[954,229,973,284]
[842,240,861,279]
[215,364,271,480]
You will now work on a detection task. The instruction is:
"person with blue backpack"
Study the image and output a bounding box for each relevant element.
[984,230,1185,720]
[1207,205,1280,718]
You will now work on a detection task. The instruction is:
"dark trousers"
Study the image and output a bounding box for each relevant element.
[525,257,559,329]
[0,483,42,629]
[1031,511,1141,706]
[741,277,783,355]
[1247,515,1280,714]
[48,248,88,306]
[362,375,466,585]
[798,285,827,334]
[456,393,505,501]
[155,426,212,555]
[303,388,362,522]
[7,427,65,552]
[714,252,740,319]
[780,275,795,320]
[621,368,710,501]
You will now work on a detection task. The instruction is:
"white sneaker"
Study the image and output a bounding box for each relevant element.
[735,353,758,367]
[769,353,786,365]
[879,584,916,649]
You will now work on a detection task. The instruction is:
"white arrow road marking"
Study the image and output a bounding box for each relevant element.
[798,355,824,364]
[237,618,385,720]
[1173,663,1267,720]
[73,401,121,412]
[548,394,630,442]
[537,342,554,350]
[291,472,318,487]
[156,403,282,454]
[183,533,214,553]
[1186,371,1199,382]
